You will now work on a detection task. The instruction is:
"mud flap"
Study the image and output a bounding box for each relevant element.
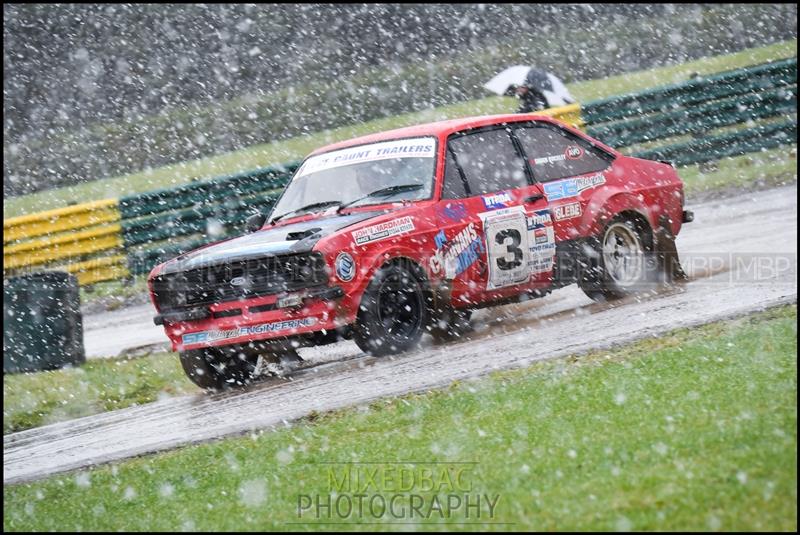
[655,216,688,282]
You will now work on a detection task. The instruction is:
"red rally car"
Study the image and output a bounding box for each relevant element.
[148,113,693,389]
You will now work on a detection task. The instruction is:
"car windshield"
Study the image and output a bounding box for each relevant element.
[269,137,436,223]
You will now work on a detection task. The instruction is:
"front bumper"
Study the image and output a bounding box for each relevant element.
[153,285,344,325]
[156,286,348,351]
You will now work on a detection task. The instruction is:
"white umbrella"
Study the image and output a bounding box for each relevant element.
[484,65,532,96]
[484,65,575,107]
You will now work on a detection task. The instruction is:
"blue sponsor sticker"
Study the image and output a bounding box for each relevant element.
[454,238,484,275]
[482,191,514,210]
[182,332,210,345]
[438,202,468,222]
[434,230,447,250]
[543,173,605,201]
[527,209,552,230]
[182,317,318,345]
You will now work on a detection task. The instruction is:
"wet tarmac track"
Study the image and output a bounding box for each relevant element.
[4,185,796,484]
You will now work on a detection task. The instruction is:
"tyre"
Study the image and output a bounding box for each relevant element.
[179,345,300,390]
[353,262,428,356]
[428,306,473,343]
[579,217,655,301]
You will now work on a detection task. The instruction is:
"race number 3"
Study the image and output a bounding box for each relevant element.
[481,207,530,289]
[494,229,523,270]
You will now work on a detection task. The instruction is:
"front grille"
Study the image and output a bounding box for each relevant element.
[152,253,328,311]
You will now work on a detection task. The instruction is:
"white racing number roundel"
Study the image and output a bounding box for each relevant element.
[478,206,531,290]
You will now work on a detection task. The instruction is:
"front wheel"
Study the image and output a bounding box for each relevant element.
[579,218,656,301]
[353,262,428,356]
[180,345,301,390]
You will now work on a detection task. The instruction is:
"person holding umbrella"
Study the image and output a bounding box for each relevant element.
[484,65,576,113]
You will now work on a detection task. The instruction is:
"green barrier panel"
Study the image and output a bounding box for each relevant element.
[583,57,797,124]
[633,121,797,166]
[118,161,299,220]
[121,191,280,247]
[585,74,797,125]
[588,87,797,148]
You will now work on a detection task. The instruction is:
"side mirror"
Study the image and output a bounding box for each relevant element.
[245,212,267,233]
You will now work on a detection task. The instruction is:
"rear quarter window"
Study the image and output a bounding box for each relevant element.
[515,125,612,182]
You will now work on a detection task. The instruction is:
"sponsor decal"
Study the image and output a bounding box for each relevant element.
[182,317,319,345]
[530,147,583,165]
[553,201,582,221]
[352,216,415,245]
[565,145,584,160]
[527,209,552,230]
[433,229,447,249]
[297,137,435,178]
[531,153,566,165]
[543,173,606,201]
[429,222,484,279]
[335,252,356,282]
[482,191,514,210]
[526,209,556,274]
[437,201,468,222]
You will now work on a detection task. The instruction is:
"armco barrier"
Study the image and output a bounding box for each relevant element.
[118,163,300,276]
[582,57,797,125]
[589,86,796,148]
[3,199,127,285]
[3,198,120,243]
[2,61,797,285]
[537,102,584,129]
[584,56,797,170]
[633,120,797,167]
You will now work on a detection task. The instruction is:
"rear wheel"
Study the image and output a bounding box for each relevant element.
[579,218,655,301]
[354,262,428,356]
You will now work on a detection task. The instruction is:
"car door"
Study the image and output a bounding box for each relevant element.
[512,122,615,242]
[439,126,554,303]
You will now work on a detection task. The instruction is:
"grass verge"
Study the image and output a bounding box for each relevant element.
[678,145,797,199]
[4,39,796,218]
[2,351,194,434]
[4,304,796,531]
[78,276,151,313]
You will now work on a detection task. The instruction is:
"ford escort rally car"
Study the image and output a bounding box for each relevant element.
[148,113,693,389]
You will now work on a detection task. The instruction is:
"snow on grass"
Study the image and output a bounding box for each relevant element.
[4,304,796,531]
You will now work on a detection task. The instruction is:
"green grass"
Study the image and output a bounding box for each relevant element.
[679,145,798,197]
[2,351,195,434]
[78,276,150,311]
[567,39,797,100]
[4,305,796,531]
[4,39,796,218]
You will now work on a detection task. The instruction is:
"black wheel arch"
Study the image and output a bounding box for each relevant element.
[357,255,440,326]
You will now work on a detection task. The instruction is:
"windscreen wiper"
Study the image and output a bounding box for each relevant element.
[270,200,342,223]
[338,184,424,212]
